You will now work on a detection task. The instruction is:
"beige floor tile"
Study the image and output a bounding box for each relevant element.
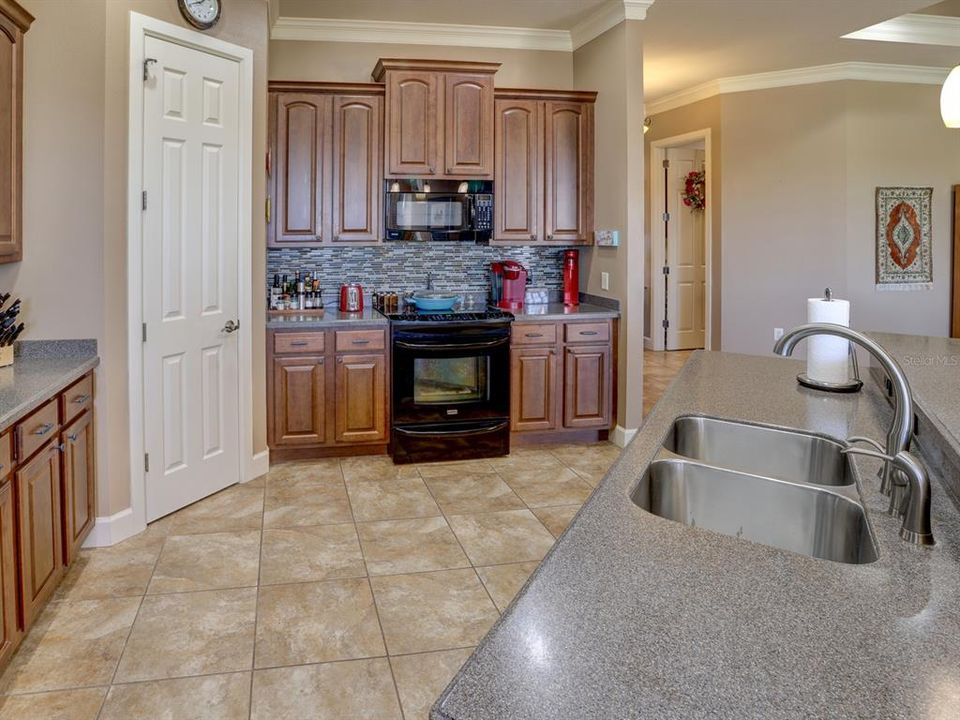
[260,524,365,585]
[266,459,343,488]
[371,569,498,655]
[148,530,261,594]
[488,448,565,471]
[422,473,525,514]
[168,486,264,535]
[0,687,107,720]
[0,598,140,694]
[251,658,401,720]
[263,480,353,528]
[346,477,440,522]
[417,459,497,479]
[356,517,469,576]
[446,509,556,566]
[340,455,421,482]
[99,673,250,720]
[499,466,594,507]
[56,534,164,600]
[475,562,539,612]
[532,504,581,538]
[390,647,474,720]
[255,579,385,667]
[114,588,257,683]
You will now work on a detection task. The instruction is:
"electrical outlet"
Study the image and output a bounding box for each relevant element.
[601,272,610,291]
[773,327,784,341]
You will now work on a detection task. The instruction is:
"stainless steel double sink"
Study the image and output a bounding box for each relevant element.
[631,416,879,564]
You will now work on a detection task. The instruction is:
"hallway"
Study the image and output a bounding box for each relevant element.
[643,350,695,417]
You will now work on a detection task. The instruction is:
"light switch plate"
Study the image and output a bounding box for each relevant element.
[594,229,619,247]
[601,272,610,290]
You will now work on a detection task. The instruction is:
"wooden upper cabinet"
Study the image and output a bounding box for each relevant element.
[0,1,32,264]
[443,73,494,177]
[331,94,383,243]
[495,99,541,242]
[373,59,499,179]
[544,101,593,244]
[274,93,328,245]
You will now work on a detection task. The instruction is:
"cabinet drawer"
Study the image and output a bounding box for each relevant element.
[275,332,325,355]
[335,329,385,352]
[0,433,9,481]
[61,373,94,426]
[16,398,60,464]
[512,323,558,346]
[564,321,610,344]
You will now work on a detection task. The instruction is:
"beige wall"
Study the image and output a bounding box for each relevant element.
[270,39,573,88]
[644,95,722,348]
[573,21,645,431]
[1,0,269,517]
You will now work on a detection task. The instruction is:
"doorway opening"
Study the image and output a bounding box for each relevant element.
[647,129,713,353]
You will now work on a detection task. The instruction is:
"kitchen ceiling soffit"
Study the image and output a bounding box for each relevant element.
[269,0,655,51]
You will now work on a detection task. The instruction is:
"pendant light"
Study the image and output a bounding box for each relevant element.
[942,65,960,128]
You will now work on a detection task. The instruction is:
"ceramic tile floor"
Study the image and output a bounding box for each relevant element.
[643,349,695,417]
[0,442,623,720]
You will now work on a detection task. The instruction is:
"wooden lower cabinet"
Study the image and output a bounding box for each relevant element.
[335,354,387,444]
[16,440,63,627]
[563,344,611,429]
[273,356,326,445]
[0,477,19,668]
[510,346,558,432]
[60,411,96,564]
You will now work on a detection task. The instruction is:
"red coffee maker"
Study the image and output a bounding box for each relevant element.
[490,261,527,310]
[563,249,580,306]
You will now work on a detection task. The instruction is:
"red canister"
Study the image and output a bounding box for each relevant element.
[562,249,579,306]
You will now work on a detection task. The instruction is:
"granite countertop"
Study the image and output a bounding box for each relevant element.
[509,302,619,322]
[433,350,960,719]
[0,340,100,430]
[266,308,388,329]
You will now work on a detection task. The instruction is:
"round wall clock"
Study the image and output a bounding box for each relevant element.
[178,0,221,30]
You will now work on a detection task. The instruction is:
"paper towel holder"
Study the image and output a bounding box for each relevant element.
[796,288,864,393]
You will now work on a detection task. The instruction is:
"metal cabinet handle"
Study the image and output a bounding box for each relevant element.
[72,394,90,404]
[529,234,536,240]
[33,422,54,436]
[337,357,344,364]
[333,234,339,241]
[290,340,310,347]
[351,339,370,345]
[429,167,435,174]
[525,333,544,338]
[68,433,78,442]
[579,331,599,336]
[547,234,554,240]
[447,167,452,174]
[317,358,324,365]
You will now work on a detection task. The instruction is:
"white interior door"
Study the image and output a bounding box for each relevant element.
[665,147,706,350]
[142,36,241,521]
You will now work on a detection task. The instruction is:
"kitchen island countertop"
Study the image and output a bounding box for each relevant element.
[432,349,960,720]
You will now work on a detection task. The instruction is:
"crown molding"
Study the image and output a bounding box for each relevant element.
[271,1,656,52]
[842,13,960,47]
[265,0,279,29]
[646,62,952,116]
[271,16,573,51]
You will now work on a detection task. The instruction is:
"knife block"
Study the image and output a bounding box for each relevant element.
[0,345,11,368]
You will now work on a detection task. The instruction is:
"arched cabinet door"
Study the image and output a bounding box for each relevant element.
[544,101,594,244]
[384,72,438,177]
[444,73,494,177]
[0,1,32,264]
[331,95,383,243]
[274,93,328,245]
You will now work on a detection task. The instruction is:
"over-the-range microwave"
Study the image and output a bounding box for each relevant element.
[384,179,493,242]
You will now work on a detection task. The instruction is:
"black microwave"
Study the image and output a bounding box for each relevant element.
[384,179,493,242]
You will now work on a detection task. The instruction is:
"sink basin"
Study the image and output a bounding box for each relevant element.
[663,416,853,487]
[631,459,878,564]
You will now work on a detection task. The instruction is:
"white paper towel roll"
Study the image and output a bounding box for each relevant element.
[806,297,851,384]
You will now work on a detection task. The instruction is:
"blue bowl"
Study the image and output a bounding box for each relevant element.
[411,293,459,311]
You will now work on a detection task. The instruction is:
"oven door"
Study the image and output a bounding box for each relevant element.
[392,324,510,425]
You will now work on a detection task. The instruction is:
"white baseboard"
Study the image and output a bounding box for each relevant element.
[245,449,270,483]
[643,336,654,350]
[83,507,145,548]
[611,425,638,448]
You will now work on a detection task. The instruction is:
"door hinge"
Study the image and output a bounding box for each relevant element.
[265,197,271,224]
[662,265,670,275]
[142,323,147,343]
[662,211,670,223]
[662,319,670,329]
[143,58,157,82]
[142,190,147,211]
[662,159,670,169]
[144,453,150,473]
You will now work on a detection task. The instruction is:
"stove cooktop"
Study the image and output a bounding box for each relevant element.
[382,309,514,323]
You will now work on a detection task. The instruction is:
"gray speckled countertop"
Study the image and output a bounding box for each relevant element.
[509,302,619,322]
[266,309,388,329]
[433,350,960,719]
[0,340,99,429]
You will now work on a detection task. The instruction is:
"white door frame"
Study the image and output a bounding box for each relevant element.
[647,129,713,352]
[126,12,255,536]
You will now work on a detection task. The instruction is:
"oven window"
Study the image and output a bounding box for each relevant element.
[414,356,488,404]
[391,196,464,229]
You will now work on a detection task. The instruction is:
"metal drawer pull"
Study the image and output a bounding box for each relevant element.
[290,341,310,347]
[33,423,54,436]
[525,333,544,338]
[578,331,599,336]
[72,394,90,404]
[395,421,509,438]
[351,339,371,345]
[68,433,78,442]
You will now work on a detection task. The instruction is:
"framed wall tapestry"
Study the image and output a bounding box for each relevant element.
[875,186,933,291]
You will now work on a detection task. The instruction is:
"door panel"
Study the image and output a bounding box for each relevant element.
[0,479,18,666]
[0,11,27,264]
[142,37,241,521]
[274,93,327,245]
[385,71,438,176]
[273,357,325,446]
[666,147,706,350]
[332,94,382,243]
[444,73,493,177]
[544,102,592,243]
[494,100,540,242]
[336,354,387,444]
[510,346,558,432]
[563,345,611,429]
[61,412,96,565]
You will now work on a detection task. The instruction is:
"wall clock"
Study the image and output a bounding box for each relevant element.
[178,0,221,30]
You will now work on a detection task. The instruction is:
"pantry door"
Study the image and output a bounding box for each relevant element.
[141,35,241,521]
[665,146,706,351]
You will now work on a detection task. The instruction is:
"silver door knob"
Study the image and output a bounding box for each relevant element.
[222,320,240,334]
